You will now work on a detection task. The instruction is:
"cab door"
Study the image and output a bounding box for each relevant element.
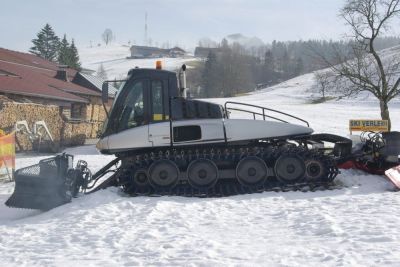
[103,77,153,151]
[148,77,171,146]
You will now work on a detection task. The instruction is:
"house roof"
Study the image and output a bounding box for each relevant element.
[170,46,186,53]
[0,47,77,79]
[130,45,186,53]
[0,47,102,102]
[0,61,88,103]
[78,72,118,97]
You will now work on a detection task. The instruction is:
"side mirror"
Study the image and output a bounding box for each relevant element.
[102,82,109,103]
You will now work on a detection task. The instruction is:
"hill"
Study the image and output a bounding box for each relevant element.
[79,43,197,80]
[207,45,400,134]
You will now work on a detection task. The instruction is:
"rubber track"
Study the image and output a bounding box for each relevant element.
[116,144,340,197]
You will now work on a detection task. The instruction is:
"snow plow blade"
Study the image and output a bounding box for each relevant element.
[385,166,400,190]
[5,154,73,210]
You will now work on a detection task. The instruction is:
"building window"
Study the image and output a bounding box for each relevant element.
[71,103,85,120]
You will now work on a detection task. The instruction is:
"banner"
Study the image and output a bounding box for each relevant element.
[0,130,15,181]
[349,120,389,134]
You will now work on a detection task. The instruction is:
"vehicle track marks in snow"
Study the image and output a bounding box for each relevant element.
[1,69,400,266]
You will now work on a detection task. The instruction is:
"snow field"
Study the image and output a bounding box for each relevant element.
[79,44,197,80]
[1,47,400,266]
[1,97,400,266]
[0,159,399,266]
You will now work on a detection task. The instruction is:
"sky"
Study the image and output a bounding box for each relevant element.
[0,0,348,52]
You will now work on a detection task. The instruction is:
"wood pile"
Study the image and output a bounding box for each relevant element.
[61,122,102,146]
[86,104,108,122]
[0,100,105,151]
[0,102,62,151]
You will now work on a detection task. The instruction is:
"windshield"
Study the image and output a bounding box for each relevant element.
[102,80,145,136]
[100,77,129,137]
[115,80,127,98]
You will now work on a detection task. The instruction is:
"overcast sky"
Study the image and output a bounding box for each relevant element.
[0,0,348,51]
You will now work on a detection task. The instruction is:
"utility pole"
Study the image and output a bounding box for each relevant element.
[144,12,148,46]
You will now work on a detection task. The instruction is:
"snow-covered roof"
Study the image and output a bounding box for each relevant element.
[78,72,118,97]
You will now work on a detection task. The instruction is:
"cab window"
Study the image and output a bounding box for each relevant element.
[116,81,145,132]
[151,80,166,121]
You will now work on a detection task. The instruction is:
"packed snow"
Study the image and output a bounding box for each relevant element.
[1,66,400,266]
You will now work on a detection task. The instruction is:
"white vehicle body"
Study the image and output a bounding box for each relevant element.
[96,118,313,153]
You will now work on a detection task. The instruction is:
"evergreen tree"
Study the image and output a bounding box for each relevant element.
[202,51,218,97]
[201,46,254,97]
[220,38,229,49]
[58,34,71,66]
[280,49,290,75]
[69,39,81,70]
[294,57,304,76]
[264,50,274,72]
[112,78,119,88]
[192,36,400,99]
[97,64,108,80]
[58,36,81,70]
[30,23,60,61]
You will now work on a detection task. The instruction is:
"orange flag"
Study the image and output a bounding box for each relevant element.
[0,131,16,179]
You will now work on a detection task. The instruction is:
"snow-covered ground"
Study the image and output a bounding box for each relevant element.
[79,44,197,80]
[1,69,400,266]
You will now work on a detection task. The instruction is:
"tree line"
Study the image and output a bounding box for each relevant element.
[30,23,81,70]
[192,35,400,98]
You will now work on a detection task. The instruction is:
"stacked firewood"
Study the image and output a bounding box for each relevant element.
[0,102,62,151]
[0,101,105,151]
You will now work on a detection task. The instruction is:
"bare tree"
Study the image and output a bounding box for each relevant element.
[102,29,113,45]
[329,0,400,130]
[313,71,335,99]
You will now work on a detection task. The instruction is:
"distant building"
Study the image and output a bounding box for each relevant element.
[168,47,186,58]
[194,47,223,58]
[129,45,186,58]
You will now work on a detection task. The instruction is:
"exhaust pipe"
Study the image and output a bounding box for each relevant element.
[178,64,187,98]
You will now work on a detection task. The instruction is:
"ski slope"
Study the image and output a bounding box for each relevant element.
[1,70,400,266]
[79,44,196,80]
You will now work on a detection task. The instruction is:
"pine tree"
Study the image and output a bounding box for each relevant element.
[58,36,81,70]
[264,50,274,72]
[294,57,304,76]
[69,39,81,70]
[280,49,290,76]
[30,23,60,61]
[97,64,108,80]
[202,51,218,97]
[58,34,71,66]
[264,50,275,80]
[220,38,229,49]
[112,78,119,88]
